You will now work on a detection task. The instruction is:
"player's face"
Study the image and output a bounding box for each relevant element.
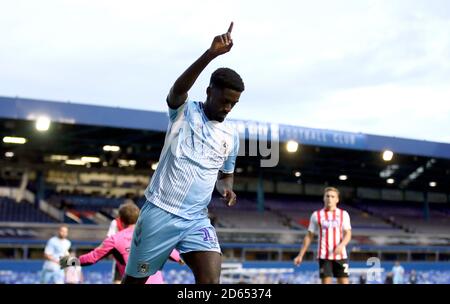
[205,86,241,122]
[323,191,339,209]
[59,226,68,239]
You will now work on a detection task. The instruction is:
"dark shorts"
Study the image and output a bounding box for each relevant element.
[319,259,349,278]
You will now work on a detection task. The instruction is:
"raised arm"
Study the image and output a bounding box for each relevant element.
[167,22,234,109]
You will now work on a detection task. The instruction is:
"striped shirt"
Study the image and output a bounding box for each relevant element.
[144,100,239,220]
[308,208,351,260]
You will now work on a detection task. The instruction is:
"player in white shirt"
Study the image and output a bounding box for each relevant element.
[294,187,352,284]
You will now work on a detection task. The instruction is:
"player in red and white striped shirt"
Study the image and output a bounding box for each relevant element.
[293,187,352,284]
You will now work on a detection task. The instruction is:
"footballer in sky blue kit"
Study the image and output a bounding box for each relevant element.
[124,22,244,284]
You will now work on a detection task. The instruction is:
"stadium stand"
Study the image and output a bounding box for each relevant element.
[1,96,450,284]
[0,197,55,223]
[356,199,450,234]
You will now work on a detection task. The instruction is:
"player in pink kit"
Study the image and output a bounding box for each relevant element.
[60,202,183,284]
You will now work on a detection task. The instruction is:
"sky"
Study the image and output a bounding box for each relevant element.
[1,0,450,143]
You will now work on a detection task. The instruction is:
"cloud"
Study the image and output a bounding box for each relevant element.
[0,0,449,143]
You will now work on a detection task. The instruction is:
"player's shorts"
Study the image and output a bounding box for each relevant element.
[319,259,349,278]
[126,201,221,278]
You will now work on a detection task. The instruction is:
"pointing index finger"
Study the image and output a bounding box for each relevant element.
[227,21,233,34]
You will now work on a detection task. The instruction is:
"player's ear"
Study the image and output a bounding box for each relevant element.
[206,86,211,97]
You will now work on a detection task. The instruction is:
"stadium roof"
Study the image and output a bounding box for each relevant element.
[1,96,450,160]
[1,96,449,193]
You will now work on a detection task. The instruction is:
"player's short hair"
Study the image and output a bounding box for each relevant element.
[210,68,245,92]
[118,202,140,226]
[324,187,340,198]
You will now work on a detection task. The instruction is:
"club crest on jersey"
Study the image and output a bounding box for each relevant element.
[322,219,340,229]
[137,263,149,274]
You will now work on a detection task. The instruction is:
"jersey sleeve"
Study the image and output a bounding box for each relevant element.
[343,211,352,231]
[168,98,188,122]
[220,130,239,174]
[78,236,115,266]
[307,211,319,234]
[106,219,118,237]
